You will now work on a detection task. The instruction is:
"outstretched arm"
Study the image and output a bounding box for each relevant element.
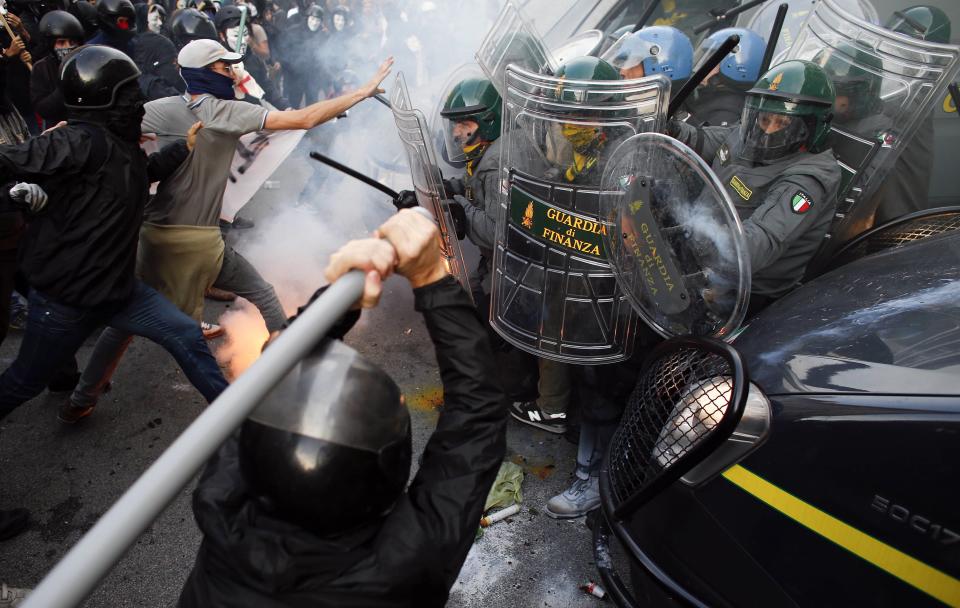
[263,57,394,131]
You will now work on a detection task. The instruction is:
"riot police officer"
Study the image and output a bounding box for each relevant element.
[30,10,85,125]
[602,25,693,84]
[669,60,842,302]
[685,27,765,127]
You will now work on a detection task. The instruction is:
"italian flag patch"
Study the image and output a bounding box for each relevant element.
[791,192,813,214]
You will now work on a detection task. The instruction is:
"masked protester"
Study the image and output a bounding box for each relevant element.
[0,45,228,436]
[70,0,101,39]
[214,5,289,108]
[684,27,765,127]
[61,41,394,422]
[30,10,84,125]
[89,0,139,54]
[277,3,330,107]
[178,209,508,608]
[134,18,187,100]
[170,7,218,49]
[147,3,167,33]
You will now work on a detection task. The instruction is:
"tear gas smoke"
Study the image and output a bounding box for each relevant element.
[215,1,508,377]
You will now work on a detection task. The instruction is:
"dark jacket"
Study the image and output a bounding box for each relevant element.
[134,31,185,101]
[179,275,508,608]
[29,54,67,124]
[0,122,188,307]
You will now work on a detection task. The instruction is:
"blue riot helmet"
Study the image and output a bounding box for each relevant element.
[694,27,765,90]
[601,25,693,83]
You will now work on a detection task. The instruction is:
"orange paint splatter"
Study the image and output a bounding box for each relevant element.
[406,386,444,413]
[509,454,556,480]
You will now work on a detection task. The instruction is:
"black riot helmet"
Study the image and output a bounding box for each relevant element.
[60,44,142,109]
[213,4,242,31]
[239,339,411,536]
[96,0,138,38]
[39,10,85,44]
[71,0,100,39]
[170,8,217,49]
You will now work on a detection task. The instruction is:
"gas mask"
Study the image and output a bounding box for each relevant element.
[307,16,321,31]
[147,10,164,33]
[332,13,344,31]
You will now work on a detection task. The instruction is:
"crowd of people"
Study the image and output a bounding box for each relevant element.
[0,0,952,605]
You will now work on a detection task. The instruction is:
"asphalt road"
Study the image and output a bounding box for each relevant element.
[0,147,614,608]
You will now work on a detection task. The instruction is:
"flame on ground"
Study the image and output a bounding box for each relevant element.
[215,300,270,381]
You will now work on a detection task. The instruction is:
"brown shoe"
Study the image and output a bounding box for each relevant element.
[205,287,237,302]
[58,400,94,424]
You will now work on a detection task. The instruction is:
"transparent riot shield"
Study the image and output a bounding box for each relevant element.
[391,72,473,298]
[429,63,487,174]
[475,0,557,96]
[599,133,750,340]
[745,0,878,65]
[490,64,671,364]
[783,0,960,257]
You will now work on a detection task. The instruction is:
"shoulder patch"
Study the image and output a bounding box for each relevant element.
[729,175,753,200]
[791,191,813,214]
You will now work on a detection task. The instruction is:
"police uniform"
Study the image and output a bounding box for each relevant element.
[672,120,841,298]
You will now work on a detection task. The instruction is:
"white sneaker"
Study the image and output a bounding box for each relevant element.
[545,476,600,519]
[0,584,30,607]
[201,321,225,340]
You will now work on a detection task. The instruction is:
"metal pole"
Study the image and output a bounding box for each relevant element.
[691,0,768,35]
[21,271,366,608]
[668,34,740,117]
[632,0,662,32]
[374,93,393,108]
[759,3,789,75]
[309,151,401,199]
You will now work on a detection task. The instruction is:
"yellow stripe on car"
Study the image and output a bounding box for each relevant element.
[722,464,960,607]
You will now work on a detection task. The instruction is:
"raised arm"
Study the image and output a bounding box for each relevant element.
[263,57,393,131]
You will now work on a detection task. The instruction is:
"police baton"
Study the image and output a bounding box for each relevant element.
[759,3,789,75]
[667,34,741,118]
[20,271,366,608]
[692,0,769,35]
[631,0,662,33]
[309,151,406,203]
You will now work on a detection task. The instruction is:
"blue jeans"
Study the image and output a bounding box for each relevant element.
[0,281,228,421]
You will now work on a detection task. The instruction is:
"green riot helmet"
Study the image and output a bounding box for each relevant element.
[885,5,951,44]
[440,78,502,164]
[811,41,883,123]
[739,60,835,164]
[551,56,622,155]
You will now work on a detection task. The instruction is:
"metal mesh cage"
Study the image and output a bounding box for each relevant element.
[831,210,960,269]
[607,339,745,514]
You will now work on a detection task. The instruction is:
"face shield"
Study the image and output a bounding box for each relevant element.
[441,115,479,164]
[738,95,817,163]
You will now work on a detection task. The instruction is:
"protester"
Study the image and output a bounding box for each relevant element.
[178,209,507,608]
[0,45,229,436]
[31,11,86,125]
[61,41,393,422]
[89,0,139,54]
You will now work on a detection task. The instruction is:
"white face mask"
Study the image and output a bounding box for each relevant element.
[333,13,345,30]
[225,26,242,51]
[147,11,163,33]
[307,16,321,31]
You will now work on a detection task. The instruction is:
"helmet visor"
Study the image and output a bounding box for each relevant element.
[738,96,815,163]
[440,113,480,164]
[601,32,645,71]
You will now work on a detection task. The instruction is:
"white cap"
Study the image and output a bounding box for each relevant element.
[177,39,243,69]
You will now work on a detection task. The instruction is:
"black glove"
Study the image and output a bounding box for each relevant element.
[442,178,465,197]
[392,189,419,210]
[443,198,467,240]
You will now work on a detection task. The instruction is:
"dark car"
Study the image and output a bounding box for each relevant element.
[594,210,960,607]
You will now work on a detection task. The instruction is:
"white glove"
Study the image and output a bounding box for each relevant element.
[9,182,48,212]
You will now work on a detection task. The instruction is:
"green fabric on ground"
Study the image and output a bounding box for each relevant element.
[484,461,525,512]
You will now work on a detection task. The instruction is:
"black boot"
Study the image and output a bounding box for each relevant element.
[0,509,28,541]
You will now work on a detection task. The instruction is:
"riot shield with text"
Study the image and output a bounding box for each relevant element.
[783,0,960,256]
[475,0,557,96]
[391,72,473,297]
[599,133,750,340]
[490,65,670,364]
